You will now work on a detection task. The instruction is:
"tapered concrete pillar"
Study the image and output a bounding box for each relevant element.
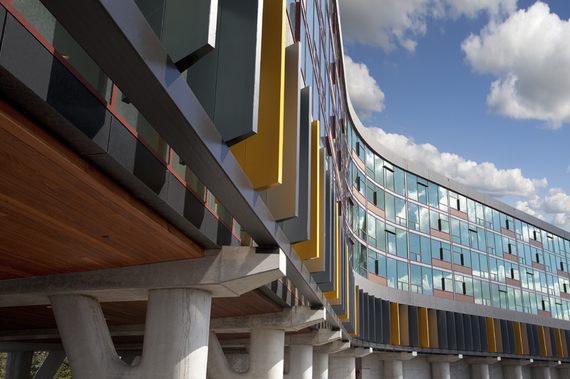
[313,351,329,379]
[329,356,355,379]
[384,360,403,379]
[207,329,285,379]
[5,351,33,379]
[533,367,551,379]
[284,345,312,379]
[51,288,212,379]
[471,364,490,379]
[504,365,522,379]
[432,362,450,379]
[34,351,66,379]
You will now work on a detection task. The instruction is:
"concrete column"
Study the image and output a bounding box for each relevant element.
[5,351,33,379]
[329,356,355,379]
[384,360,403,379]
[313,351,329,379]
[34,351,66,379]
[51,288,212,379]
[504,365,522,379]
[207,329,285,379]
[471,364,490,379]
[533,367,551,379]
[284,344,312,379]
[432,361,450,379]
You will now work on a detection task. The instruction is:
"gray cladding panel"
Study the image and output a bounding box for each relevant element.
[479,316,489,352]
[446,311,457,350]
[280,86,312,244]
[374,298,382,343]
[455,312,465,351]
[313,166,334,288]
[382,299,391,344]
[162,0,217,71]
[408,305,419,348]
[471,315,481,352]
[437,310,448,350]
[463,314,473,351]
[186,0,262,144]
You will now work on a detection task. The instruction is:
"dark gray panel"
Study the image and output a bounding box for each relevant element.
[437,310,448,350]
[463,314,473,351]
[280,86,312,243]
[479,317,488,352]
[532,324,540,357]
[368,295,375,343]
[0,14,111,156]
[374,298,382,344]
[162,0,217,71]
[549,327,557,358]
[446,311,456,350]
[0,5,7,44]
[313,165,334,289]
[528,324,537,356]
[471,315,481,352]
[382,299,391,344]
[408,306,419,348]
[507,321,516,355]
[455,312,464,351]
[359,289,365,339]
[500,319,509,354]
[186,0,262,144]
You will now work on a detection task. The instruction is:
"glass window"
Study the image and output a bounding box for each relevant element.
[407,173,418,200]
[387,257,397,288]
[394,167,406,196]
[398,260,409,290]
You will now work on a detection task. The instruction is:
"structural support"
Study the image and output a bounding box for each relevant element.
[378,352,417,379]
[428,354,462,379]
[502,359,533,379]
[208,329,285,379]
[5,351,33,379]
[284,345,313,379]
[328,348,372,379]
[34,351,67,379]
[313,350,329,379]
[51,288,212,379]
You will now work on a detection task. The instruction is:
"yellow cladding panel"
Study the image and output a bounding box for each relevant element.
[562,328,569,358]
[418,308,430,348]
[229,0,286,191]
[304,149,326,272]
[486,318,497,353]
[538,325,547,357]
[514,322,523,355]
[521,323,530,355]
[293,121,321,261]
[428,309,438,349]
[399,304,409,346]
[544,327,553,357]
[494,319,503,353]
[390,302,401,345]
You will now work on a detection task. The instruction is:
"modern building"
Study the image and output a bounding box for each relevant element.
[0,0,569,378]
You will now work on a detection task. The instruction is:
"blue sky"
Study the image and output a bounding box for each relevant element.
[339,0,570,231]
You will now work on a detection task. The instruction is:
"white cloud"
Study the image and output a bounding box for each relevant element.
[515,201,545,221]
[338,0,516,52]
[366,126,547,198]
[462,2,570,127]
[516,188,570,228]
[344,56,385,120]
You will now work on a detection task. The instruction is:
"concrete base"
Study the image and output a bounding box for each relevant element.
[313,352,328,379]
[385,360,404,379]
[533,367,552,379]
[329,356,355,379]
[432,361,450,379]
[504,365,522,379]
[284,345,312,379]
[51,288,212,379]
[472,364,490,379]
[5,351,33,379]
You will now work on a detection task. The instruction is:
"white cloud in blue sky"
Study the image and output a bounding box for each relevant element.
[344,55,385,120]
[462,2,570,129]
[338,0,516,52]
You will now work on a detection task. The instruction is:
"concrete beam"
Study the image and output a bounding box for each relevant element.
[34,351,66,379]
[0,342,63,352]
[210,306,325,333]
[313,340,350,354]
[377,351,417,361]
[0,247,286,306]
[502,359,534,366]
[466,357,501,365]
[329,347,372,358]
[0,324,147,341]
[532,360,561,368]
[286,329,341,346]
[427,354,463,363]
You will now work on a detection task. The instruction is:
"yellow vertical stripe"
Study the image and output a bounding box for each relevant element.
[418,308,430,348]
[390,303,401,345]
[538,325,547,357]
[487,318,497,353]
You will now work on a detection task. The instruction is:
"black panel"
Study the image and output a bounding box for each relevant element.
[408,306,419,348]
[446,311,456,350]
[0,5,6,43]
[437,310,448,350]
[479,316,489,352]
[313,167,334,290]
[0,14,111,156]
[471,315,481,351]
[463,314,473,351]
[455,313,465,351]
[507,321,516,355]
[361,290,368,340]
[382,299,391,344]
[532,324,541,356]
[368,295,376,343]
[375,298,383,343]
[550,327,558,357]
[500,319,510,354]
[527,323,536,356]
